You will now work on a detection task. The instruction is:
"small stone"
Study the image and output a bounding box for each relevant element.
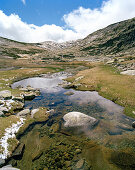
[26,85,35,91]
[76,159,84,169]
[132,121,135,128]
[75,149,82,154]
[23,92,35,100]
[64,91,74,96]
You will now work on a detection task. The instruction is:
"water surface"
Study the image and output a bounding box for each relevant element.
[12,72,135,140]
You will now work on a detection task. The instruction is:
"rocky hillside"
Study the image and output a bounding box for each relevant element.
[81,17,135,56]
[39,17,135,58]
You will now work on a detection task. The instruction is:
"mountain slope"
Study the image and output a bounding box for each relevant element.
[39,17,135,57]
[81,17,135,56]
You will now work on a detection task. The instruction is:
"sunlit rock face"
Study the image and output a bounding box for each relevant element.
[63,112,98,127]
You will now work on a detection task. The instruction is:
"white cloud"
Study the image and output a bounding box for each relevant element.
[63,0,135,37]
[0,10,81,43]
[0,0,135,43]
[21,0,26,5]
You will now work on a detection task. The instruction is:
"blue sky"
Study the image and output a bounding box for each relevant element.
[0,0,103,26]
[0,0,135,43]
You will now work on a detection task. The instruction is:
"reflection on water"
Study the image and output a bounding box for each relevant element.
[12,72,135,140]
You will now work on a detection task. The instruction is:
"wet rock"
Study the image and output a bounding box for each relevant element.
[34,90,40,96]
[63,112,98,127]
[17,109,30,117]
[22,92,36,100]
[0,90,12,100]
[65,83,82,89]
[12,96,24,102]
[12,143,25,160]
[0,165,20,170]
[132,121,135,128]
[64,91,74,96]
[107,129,122,135]
[76,159,84,169]
[26,85,35,91]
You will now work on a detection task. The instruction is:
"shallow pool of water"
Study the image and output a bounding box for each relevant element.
[12,72,135,140]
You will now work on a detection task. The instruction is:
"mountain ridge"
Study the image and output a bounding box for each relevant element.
[0,17,135,61]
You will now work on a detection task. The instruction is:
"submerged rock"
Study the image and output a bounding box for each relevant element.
[63,112,98,127]
[64,91,74,96]
[12,143,25,160]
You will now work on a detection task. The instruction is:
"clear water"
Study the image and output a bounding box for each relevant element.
[12,72,135,141]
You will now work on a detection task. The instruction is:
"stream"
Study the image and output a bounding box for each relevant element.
[11,71,135,170]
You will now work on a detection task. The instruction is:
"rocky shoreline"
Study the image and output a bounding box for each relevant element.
[0,85,41,167]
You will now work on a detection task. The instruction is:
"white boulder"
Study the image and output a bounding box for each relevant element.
[121,70,135,75]
[63,112,98,127]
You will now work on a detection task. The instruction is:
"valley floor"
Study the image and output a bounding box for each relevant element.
[0,61,135,170]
